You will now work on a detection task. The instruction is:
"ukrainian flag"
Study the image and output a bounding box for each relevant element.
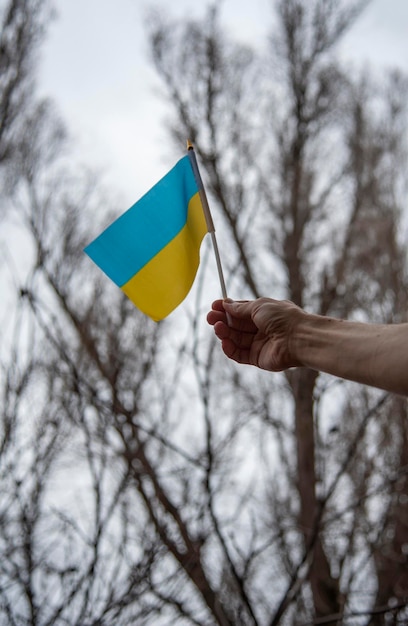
[84,155,208,321]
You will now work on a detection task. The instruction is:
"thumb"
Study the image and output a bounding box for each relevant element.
[223,299,251,316]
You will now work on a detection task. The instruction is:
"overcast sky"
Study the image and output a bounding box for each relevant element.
[38,0,408,206]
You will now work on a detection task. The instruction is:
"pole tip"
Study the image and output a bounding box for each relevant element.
[186,139,194,151]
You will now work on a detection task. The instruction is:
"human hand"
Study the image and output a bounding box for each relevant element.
[207,297,306,371]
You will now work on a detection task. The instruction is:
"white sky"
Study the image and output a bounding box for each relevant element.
[38,0,408,206]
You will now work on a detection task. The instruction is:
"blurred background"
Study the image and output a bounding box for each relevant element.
[1,1,408,625]
[39,0,408,200]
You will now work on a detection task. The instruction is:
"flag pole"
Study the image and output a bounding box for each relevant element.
[187,140,228,300]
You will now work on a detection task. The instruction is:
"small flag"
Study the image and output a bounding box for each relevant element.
[84,155,208,321]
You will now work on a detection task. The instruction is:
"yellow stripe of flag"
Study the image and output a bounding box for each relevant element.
[121,191,207,321]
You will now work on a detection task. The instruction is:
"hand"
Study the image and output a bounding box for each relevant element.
[207,298,305,371]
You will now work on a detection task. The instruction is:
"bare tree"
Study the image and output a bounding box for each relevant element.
[1,1,408,625]
[147,1,408,623]
[0,0,51,168]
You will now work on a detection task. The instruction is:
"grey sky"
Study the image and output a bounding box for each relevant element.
[38,0,408,204]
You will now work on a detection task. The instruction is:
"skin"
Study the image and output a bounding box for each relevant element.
[207,298,408,396]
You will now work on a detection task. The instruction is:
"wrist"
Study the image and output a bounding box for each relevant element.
[291,312,339,370]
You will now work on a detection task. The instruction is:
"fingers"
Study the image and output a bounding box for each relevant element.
[210,299,226,312]
[213,321,255,349]
[207,300,226,326]
[207,310,225,326]
[212,320,229,339]
[220,336,251,366]
[207,299,256,332]
[222,299,252,317]
[223,300,259,333]
[211,320,252,364]
[208,299,250,317]
[208,297,298,370]
[207,299,262,367]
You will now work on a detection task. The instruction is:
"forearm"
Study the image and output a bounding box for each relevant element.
[294,314,408,396]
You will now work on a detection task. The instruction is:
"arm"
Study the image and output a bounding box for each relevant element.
[295,311,408,396]
[207,298,408,396]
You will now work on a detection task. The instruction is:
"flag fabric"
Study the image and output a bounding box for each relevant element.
[84,155,208,321]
